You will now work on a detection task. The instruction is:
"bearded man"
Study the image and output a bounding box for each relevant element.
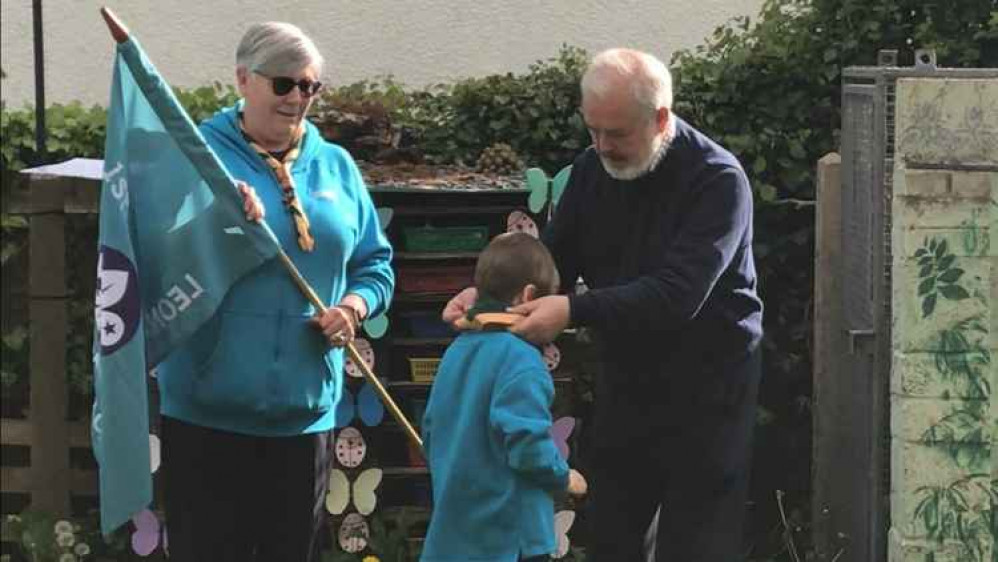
[445,47,763,561]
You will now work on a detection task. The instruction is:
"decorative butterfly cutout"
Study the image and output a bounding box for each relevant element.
[344,338,375,379]
[334,382,385,428]
[553,509,575,558]
[506,210,539,238]
[542,342,561,372]
[338,512,370,553]
[326,467,383,516]
[526,165,572,217]
[358,208,393,341]
[131,509,167,557]
[334,426,367,468]
[376,207,394,230]
[550,417,575,461]
[363,313,389,339]
[149,434,161,474]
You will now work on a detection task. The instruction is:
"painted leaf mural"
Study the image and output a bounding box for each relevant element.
[916,237,969,318]
[891,77,996,562]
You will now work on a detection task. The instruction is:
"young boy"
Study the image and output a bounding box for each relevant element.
[420,232,585,562]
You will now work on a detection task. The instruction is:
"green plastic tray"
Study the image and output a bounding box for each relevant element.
[402,225,489,252]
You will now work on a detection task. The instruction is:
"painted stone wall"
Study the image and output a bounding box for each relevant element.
[890,78,998,562]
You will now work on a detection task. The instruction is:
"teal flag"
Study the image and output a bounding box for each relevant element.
[92,37,281,535]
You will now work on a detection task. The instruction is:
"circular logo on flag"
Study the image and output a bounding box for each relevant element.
[95,245,140,355]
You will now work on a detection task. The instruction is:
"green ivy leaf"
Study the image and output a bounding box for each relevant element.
[1,242,24,265]
[939,285,969,301]
[788,141,806,160]
[919,264,933,278]
[753,156,767,173]
[1,326,28,350]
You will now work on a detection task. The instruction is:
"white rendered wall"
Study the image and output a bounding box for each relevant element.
[1,0,762,108]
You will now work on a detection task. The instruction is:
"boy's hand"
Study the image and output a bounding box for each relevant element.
[567,468,588,497]
[507,295,569,344]
[442,287,478,328]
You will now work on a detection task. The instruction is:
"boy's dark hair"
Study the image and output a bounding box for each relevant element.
[474,232,560,303]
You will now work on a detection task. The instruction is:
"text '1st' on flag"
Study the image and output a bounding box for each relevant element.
[91,10,281,536]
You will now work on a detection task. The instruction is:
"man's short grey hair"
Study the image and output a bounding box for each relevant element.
[581,48,673,115]
[236,22,324,77]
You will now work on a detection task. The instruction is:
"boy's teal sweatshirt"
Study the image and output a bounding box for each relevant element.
[421,331,569,561]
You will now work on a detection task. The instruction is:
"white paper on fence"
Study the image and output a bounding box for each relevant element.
[21,158,105,180]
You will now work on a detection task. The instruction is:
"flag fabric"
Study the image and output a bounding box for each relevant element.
[92,36,282,535]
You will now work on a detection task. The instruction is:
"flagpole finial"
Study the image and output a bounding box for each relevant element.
[100,7,129,43]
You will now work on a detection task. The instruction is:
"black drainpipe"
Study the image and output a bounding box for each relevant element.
[32,0,47,163]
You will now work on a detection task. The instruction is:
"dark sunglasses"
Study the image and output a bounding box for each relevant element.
[256,72,323,97]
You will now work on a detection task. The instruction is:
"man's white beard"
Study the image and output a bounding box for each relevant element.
[601,135,671,181]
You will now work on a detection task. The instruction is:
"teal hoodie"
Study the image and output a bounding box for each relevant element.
[157,104,394,436]
[421,331,569,561]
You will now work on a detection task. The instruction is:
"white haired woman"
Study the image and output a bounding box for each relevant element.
[156,22,394,561]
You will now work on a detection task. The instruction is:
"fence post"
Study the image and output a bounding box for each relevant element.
[28,176,71,515]
[811,152,847,561]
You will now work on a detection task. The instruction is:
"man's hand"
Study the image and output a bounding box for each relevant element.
[507,295,570,344]
[442,287,478,328]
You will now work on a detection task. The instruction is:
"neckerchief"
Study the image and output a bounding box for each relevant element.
[239,117,315,252]
[465,296,512,321]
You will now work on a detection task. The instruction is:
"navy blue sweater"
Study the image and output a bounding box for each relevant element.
[544,117,762,383]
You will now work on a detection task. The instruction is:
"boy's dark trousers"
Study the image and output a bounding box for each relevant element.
[587,349,761,562]
[160,416,333,562]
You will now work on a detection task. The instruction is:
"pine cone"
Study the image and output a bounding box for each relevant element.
[477,143,524,176]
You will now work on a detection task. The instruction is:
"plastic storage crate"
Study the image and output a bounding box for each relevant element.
[396,264,475,294]
[401,310,456,337]
[408,357,441,383]
[402,225,489,253]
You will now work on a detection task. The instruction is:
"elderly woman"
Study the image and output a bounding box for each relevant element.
[156,22,394,561]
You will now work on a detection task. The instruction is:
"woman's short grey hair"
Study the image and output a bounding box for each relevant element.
[581,48,672,115]
[236,22,324,77]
